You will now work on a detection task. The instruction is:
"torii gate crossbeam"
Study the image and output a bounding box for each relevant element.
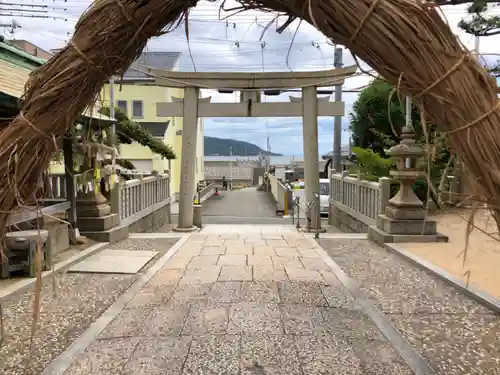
[152,67,357,231]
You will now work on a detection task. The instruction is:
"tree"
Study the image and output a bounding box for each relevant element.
[435,0,500,75]
[349,78,451,185]
[349,79,422,156]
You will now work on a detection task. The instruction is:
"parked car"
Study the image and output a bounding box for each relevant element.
[319,178,330,217]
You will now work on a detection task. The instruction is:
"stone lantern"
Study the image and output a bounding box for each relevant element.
[386,124,426,220]
[368,124,448,243]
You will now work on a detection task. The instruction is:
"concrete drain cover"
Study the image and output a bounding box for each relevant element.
[68,249,159,274]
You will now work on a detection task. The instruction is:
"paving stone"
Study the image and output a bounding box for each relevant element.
[219,266,253,281]
[241,334,301,375]
[188,234,208,242]
[319,270,342,285]
[297,249,320,258]
[169,283,213,307]
[209,282,242,303]
[272,256,303,269]
[146,269,184,288]
[285,267,324,283]
[266,239,288,247]
[177,244,203,257]
[140,305,190,336]
[224,239,247,247]
[218,254,247,266]
[183,334,241,375]
[204,239,223,246]
[295,332,361,375]
[247,255,273,267]
[262,234,283,240]
[187,255,219,268]
[278,282,328,306]
[253,266,288,282]
[121,337,191,375]
[288,240,315,249]
[227,302,284,334]
[219,233,240,239]
[240,281,280,303]
[244,238,266,246]
[253,245,275,256]
[300,257,330,270]
[274,246,300,257]
[225,245,253,255]
[182,302,229,335]
[281,304,325,335]
[126,286,175,308]
[179,266,221,285]
[201,246,226,256]
[164,256,192,270]
[320,284,357,308]
[320,308,383,343]
[63,337,140,375]
[99,307,152,339]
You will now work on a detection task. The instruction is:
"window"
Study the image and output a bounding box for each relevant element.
[116,100,127,114]
[132,100,144,118]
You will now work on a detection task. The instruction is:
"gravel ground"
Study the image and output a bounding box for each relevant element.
[321,238,500,375]
[0,237,181,375]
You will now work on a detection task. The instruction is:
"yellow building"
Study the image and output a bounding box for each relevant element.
[100,52,205,202]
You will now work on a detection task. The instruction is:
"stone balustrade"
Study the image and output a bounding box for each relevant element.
[329,171,391,232]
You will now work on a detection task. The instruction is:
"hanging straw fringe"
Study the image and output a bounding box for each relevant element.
[0,0,500,240]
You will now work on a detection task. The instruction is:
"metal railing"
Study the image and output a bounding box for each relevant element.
[293,193,320,240]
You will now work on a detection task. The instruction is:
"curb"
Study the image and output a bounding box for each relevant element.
[384,243,500,314]
[41,235,189,375]
[0,242,108,302]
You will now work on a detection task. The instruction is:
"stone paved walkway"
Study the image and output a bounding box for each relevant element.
[57,226,418,375]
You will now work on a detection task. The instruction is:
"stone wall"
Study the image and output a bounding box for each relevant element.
[128,203,171,233]
[330,206,369,233]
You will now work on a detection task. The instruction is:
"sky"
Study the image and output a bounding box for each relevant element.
[1,0,500,155]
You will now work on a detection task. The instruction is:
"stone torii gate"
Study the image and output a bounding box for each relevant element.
[150,66,357,231]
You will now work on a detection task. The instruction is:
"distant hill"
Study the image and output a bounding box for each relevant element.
[204,136,282,156]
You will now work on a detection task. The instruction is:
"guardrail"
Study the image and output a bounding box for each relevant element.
[197,183,216,203]
[269,174,293,216]
[120,174,170,222]
[330,171,391,226]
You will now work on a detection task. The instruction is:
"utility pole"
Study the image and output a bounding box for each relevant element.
[333,46,343,172]
[109,76,116,168]
[405,96,412,168]
[229,146,233,189]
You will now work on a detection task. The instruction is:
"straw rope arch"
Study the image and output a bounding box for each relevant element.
[1,0,500,235]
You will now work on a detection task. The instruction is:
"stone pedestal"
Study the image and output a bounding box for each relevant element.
[193,205,202,228]
[368,124,448,245]
[76,191,123,241]
[2,230,51,278]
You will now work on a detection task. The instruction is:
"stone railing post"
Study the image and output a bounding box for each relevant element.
[341,170,349,205]
[109,179,121,217]
[139,179,145,212]
[378,177,391,216]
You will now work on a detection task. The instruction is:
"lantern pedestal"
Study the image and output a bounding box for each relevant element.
[368,125,448,244]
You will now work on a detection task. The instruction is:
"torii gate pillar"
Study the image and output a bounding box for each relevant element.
[175,87,199,231]
[302,86,321,230]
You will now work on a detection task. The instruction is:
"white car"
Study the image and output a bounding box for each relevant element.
[319,178,330,216]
